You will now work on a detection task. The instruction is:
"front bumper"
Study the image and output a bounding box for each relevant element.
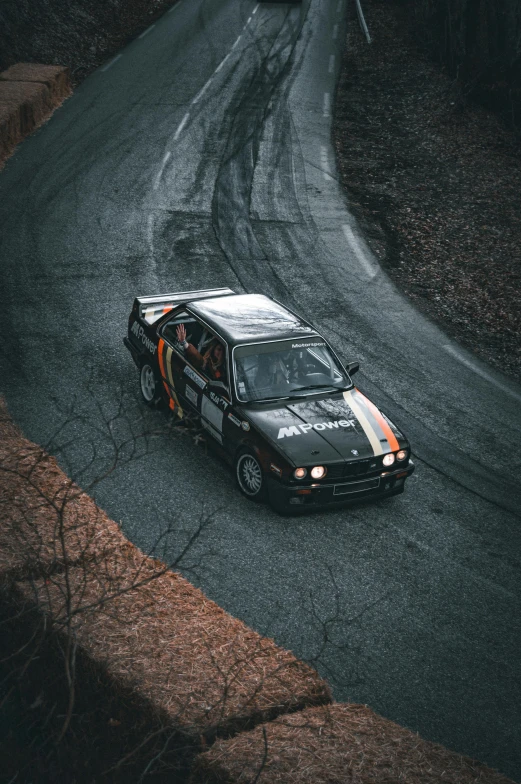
[268,459,415,511]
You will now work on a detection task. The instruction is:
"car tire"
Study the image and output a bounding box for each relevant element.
[235,450,266,502]
[139,361,163,408]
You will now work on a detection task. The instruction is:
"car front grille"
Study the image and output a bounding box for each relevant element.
[326,459,381,481]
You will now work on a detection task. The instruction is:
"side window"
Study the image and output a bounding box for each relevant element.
[162,311,230,396]
[199,337,230,397]
[161,310,204,352]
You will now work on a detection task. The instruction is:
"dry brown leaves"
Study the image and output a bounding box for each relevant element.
[191,703,515,783]
[1,396,331,739]
[333,0,521,380]
[0,398,128,580]
[14,560,331,736]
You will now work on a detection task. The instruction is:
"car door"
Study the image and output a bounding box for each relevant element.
[158,309,206,415]
[159,310,233,446]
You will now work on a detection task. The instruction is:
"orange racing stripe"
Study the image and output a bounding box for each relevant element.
[355,390,400,452]
[158,339,167,380]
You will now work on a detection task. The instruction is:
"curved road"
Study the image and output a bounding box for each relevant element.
[1,0,520,779]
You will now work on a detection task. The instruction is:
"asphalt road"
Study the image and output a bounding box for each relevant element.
[1,0,520,778]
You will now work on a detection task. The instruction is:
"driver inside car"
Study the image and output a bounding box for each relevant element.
[176,323,227,383]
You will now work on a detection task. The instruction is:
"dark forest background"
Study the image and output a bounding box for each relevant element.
[406,0,521,129]
[0,0,520,127]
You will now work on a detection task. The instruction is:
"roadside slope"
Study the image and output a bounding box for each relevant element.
[333,0,521,381]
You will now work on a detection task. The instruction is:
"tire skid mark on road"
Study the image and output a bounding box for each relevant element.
[189,6,260,107]
[211,4,304,296]
[385,505,518,601]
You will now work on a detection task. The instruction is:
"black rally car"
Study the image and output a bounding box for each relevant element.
[124,288,414,512]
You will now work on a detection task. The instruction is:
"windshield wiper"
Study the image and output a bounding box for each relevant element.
[289,383,348,393]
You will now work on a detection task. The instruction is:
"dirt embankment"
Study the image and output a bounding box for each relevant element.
[1,394,514,783]
[333,0,521,381]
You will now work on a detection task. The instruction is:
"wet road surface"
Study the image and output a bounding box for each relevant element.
[1,0,520,778]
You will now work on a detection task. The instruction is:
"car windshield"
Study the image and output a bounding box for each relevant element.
[233,338,351,402]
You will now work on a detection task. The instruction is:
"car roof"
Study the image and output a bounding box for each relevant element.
[187,294,320,345]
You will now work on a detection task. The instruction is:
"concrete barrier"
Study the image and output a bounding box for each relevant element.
[0,63,70,167]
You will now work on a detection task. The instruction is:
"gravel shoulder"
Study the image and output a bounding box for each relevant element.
[332,0,521,382]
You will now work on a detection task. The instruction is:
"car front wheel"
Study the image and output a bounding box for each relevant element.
[235,450,266,501]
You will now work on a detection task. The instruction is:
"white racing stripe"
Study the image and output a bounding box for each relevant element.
[342,225,378,279]
[165,346,184,417]
[343,390,383,455]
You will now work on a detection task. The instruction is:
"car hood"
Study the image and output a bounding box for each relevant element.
[244,388,406,465]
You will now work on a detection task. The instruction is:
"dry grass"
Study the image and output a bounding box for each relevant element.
[190,703,515,783]
[13,559,331,740]
[0,399,128,581]
[0,395,331,777]
[0,63,71,101]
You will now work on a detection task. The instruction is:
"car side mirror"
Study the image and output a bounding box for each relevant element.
[346,361,360,376]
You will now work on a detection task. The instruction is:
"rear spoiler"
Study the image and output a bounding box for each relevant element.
[135,287,235,325]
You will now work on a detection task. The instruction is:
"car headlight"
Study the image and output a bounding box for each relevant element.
[294,467,307,479]
[310,465,327,479]
[396,449,407,461]
[382,453,395,467]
